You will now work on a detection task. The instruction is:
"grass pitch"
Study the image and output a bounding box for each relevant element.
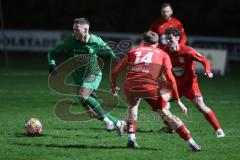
[0,69,240,160]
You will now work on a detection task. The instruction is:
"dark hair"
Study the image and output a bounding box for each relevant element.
[74,18,90,26]
[143,31,159,44]
[164,27,181,36]
[161,3,172,9]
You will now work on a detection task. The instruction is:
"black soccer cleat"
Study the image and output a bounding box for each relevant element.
[189,143,201,152]
[127,139,139,149]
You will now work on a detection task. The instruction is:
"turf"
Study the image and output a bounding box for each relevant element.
[0,69,240,160]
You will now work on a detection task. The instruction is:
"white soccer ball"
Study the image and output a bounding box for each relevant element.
[24,118,42,136]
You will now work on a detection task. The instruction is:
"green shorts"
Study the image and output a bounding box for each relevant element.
[75,74,102,90]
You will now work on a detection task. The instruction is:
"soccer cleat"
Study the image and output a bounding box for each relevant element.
[117,120,126,137]
[189,143,201,152]
[216,129,225,138]
[127,139,139,148]
[159,126,174,134]
[104,122,115,132]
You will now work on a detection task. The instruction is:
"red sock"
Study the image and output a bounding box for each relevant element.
[127,120,136,134]
[175,125,192,141]
[204,111,221,130]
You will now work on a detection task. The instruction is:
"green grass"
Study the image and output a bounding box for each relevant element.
[0,69,240,160]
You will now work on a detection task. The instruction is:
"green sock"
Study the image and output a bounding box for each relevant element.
[86,96,107,121]
[78,97,102,121]
[106,113,118,125]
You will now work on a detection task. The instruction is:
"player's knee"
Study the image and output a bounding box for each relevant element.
[79,94,89,101]
[127,106,138,121]
[195,101,210,113]
[165,102,171,110]
[193,97,207,112]
[199,105,211,113]
[88,111,98,118]
[160,109,183,130]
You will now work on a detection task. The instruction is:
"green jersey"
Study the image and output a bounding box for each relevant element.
[48,34,116,84]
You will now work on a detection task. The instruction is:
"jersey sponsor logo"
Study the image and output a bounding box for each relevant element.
[130,66,149,73]
[178,56,185,63]
[172,66,185,76]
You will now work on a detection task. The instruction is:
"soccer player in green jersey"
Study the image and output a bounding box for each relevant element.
[48,18,125,136]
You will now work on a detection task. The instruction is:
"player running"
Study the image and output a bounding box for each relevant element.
[48,17,125,136]
[159,27,225,138]
[111,31,201,151]
[148,3,187,48]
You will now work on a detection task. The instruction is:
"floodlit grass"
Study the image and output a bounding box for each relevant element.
[0,70,239,160]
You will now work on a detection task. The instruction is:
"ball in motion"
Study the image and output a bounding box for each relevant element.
[24,118,42,136]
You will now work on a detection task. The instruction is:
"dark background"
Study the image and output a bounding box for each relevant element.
[2,0,240,37]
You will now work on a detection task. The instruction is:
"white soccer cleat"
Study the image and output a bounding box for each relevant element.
[216,129,225,138]
[117,120,126,137]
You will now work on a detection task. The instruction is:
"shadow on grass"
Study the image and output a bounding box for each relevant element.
[15,132,101,139]
[136,128,155,133]
[13,142,162,151]
[15,132,47,138]
[89,127,156,133]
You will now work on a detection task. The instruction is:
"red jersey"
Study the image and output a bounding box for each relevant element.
[111,46,172,88]
[163,45,211,86]
[149,17,187,46]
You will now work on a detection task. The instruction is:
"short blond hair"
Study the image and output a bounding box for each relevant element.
[74,18,90,26]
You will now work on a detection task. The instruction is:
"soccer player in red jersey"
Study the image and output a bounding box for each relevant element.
[148,3,187,48]
[160,27,225,138]
[110,31,201,151]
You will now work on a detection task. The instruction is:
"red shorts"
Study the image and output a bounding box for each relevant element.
[124,83,167,111]
[177,76,202,100]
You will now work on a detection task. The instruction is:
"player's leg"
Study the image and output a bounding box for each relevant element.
[185,78,225,138]
[126,98,140,148]
[76,89,99,119]
[191,96,225,138]
[78,86,125,135]
[159,88,175,133]
[78,74,125,134]
[159,108,201,151]
[78,86,107,121]
[146,97,201,151]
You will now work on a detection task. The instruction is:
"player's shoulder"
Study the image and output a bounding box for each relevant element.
[89,34,105,44]
[170,17,182,24]
[151,18,162,24]
[64,34,75,42]
[157,48,170,60]
[179,45,196,55]
[58,34,76,46]
[132,46,163,53]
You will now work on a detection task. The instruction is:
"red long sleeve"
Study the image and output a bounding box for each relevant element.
[191,49,211,73]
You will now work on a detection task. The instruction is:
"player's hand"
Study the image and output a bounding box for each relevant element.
[49,64,57,75]
[205,72,213,78]
[177,99,188,115]
[111,86,120,96]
